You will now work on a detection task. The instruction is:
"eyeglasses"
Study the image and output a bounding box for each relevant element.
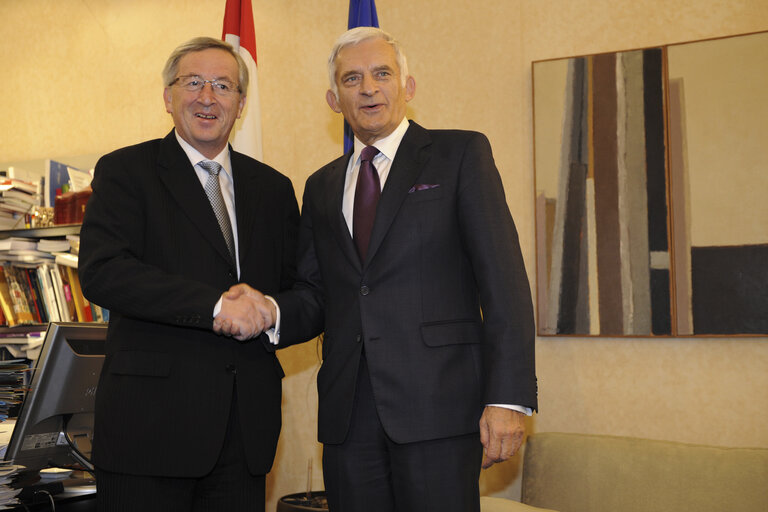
[171,75,240,96]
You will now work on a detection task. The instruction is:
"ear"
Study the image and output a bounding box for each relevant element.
[163,87,173,113]
[237,94,247,119]
[404,76,416,102]
[326,89,342,113]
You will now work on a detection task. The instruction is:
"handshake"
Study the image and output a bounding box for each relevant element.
[213,284,276,341]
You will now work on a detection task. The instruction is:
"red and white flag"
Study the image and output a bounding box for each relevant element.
[222,0,263,161]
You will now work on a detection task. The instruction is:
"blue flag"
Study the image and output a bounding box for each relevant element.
[343,0,380,153]
[348,0,379,29]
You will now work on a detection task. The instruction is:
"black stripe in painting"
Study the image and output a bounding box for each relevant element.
[643,48,668,253]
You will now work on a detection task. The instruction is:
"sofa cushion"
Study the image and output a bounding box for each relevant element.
[521,432,768,512]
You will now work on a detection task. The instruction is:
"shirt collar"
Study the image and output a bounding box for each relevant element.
[174,130,232,175]
[352,117,410,164]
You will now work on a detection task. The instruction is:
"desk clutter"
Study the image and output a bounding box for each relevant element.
[0,361,34,509]
[0,361,27,423]
[0,423,23,509]
[0,424,67,509]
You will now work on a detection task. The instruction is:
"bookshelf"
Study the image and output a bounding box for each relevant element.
[0,224,81,240]
[0,224,103,357]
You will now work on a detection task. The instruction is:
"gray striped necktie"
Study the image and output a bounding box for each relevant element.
[199,160,235,262]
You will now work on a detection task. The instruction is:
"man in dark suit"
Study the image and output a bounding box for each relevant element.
[78,37,298,512]
[228,26,537,512]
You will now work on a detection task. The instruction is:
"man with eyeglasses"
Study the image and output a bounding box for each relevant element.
[78,37,298,511]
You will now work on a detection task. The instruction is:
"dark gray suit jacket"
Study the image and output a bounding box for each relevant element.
[276,121,536,445]
[78,130,299,477]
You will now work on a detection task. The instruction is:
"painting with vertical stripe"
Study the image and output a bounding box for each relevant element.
[532,30,768,337]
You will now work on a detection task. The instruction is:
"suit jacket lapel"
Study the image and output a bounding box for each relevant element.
[231,149,263,265]
[157,131,234,264]
[366,122,431,264]
[324,152,362,272]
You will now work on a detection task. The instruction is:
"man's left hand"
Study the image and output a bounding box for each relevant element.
[479,406,526,469]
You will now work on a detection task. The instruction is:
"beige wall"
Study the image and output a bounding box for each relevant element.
[4,0,767,508]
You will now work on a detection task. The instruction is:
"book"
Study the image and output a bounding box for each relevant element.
[4,165,38,183]
[56,264,78,322]
[0,249,54,264]
[65,265,92,322]
[0,238,36,252]
[22,267,46,323]
[66,234,80,255]
[45,160,71,208]
[67,165,93,192]
[1,188,38,205]
[0,269,16,326]
[36,239,70,253]
[91,303,109,322]
[90,303,104,323]
[0,177,39,196]
[54,252,79,268]
[49,264,72,322]
[1,264,35,325]
[0,196,35,215]
[37,264,61,323]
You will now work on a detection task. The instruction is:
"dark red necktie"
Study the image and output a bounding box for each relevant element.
[353,146,381,261]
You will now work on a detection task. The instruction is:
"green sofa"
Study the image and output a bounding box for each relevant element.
[513,432,768,512]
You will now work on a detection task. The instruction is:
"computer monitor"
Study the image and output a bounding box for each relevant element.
[4,322,107,475]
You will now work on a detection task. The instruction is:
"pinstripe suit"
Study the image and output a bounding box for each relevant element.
[79,130,298,478]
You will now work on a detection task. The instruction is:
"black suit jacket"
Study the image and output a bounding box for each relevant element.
[78,130,299,477]
[276,121,536,445]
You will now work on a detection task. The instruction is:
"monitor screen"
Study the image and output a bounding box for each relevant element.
[4,322,106,475]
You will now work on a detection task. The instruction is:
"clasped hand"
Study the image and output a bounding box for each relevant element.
[213,284,275,341]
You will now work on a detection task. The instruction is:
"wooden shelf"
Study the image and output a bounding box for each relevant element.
[0,224,81,239]
[0,323,48,335]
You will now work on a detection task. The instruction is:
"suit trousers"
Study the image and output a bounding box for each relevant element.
[95,383,265,512]
[322,355,482,512]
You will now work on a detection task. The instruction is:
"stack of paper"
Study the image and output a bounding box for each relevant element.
[0,332,45,361]
[0,361,28,422]
[0,238,53,265]
[36,239,70,254]
[0,462,24,509]
[0,179,41,231]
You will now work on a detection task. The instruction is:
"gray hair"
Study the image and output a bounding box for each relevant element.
[162,36,248,93]
[327,27,409,100]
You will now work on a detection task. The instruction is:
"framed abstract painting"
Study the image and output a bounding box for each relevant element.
[532,31,768,337]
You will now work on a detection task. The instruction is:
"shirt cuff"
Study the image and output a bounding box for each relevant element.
[486,404,533,416]
[213,295,223,318]
[264,295,280,345]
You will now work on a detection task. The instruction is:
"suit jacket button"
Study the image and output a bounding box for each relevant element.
[225,364,237,374]
[356,334,362,343]
[360,285,370,296]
